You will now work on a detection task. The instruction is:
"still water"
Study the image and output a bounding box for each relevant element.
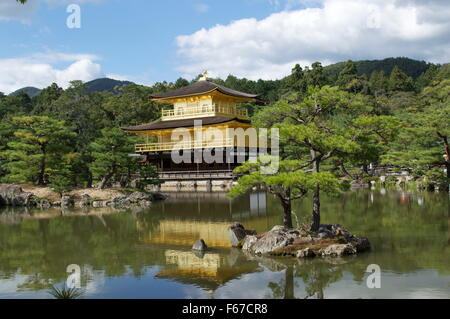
[0,190,449,299]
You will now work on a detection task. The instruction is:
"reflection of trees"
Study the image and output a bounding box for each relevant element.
[295,259,344,299]
[265,257,355,299]
[268,265,297,299]
[0,208,165,291]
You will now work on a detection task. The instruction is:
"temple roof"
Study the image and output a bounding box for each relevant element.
[150,80,259,100]
[122,116,251,132]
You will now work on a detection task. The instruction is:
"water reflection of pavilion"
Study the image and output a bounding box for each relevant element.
[156,249,259,292]
[138,192,272,247]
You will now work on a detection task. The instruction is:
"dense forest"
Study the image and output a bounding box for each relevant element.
[0,57,449,195]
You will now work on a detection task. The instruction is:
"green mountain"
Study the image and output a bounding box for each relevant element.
[10,87,42,98]
[323,57,433,79]
[85,78,134,93]
[9,78,135,98]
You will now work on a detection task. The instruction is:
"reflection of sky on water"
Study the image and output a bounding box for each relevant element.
[1,266,449,299]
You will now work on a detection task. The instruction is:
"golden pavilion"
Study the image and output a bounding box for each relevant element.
[122,73,261,179]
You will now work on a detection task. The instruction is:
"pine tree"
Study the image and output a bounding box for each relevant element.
[1,116,76,185]
[336,60,358,89]
[89,128,138,189]
[389,66,414,92]
[369,71,389,96]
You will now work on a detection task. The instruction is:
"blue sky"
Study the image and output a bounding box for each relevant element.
[1,0,449,93]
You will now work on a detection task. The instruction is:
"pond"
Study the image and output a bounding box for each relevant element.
[0,190,449,299]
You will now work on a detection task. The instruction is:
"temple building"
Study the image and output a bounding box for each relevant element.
[122,73,263,181]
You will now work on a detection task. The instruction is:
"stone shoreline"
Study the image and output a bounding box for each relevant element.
[228,223,371,258]
[0,184,166,209]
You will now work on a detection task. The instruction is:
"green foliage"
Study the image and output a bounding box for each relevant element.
[389,66,415,92]
[229,158,340,227]
[337,60,358,89]
[85,78,133,94]
[89,128,138,189]
[0,57,448,192]
[136,164,162,190]
[48,168,75,197]
[48,285,84,299]
[324,57,432,80]
[0,116,76,185]
[230,159,340,198]
[423,167,449,189]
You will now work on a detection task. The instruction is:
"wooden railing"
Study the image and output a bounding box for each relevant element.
[158,170,235,180]
[161,104,249,121]
[135,138,235,152]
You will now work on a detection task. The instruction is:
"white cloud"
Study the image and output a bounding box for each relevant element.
[0,51,105,94]
[176,0,450,80]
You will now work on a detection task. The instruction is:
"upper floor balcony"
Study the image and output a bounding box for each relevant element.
[161,104,249,121]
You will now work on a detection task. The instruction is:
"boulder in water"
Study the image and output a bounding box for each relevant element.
[192,239,208,251]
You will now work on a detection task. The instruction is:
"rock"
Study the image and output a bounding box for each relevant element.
[192,239,208,251]
[139,200,152,207]
[193,250,206,259]
[319,244,357,257]
[12,192,34,207]
[330,224,353,239]
[228,222,257,247]
[92,201,106,208]
[38,199,51,209]
[61,195,74,207]
[351,237,371,252]
[249,226,296,255]
[127,192,153,203]
[51,201,61,207]
[240,223,370,259]
[296,248,315,258]
[0,185,34,207]
[242,235,258,251]
[292,236,314,245]
[317,231,333,239]
[79,194,91,207]
[111,195,133,207]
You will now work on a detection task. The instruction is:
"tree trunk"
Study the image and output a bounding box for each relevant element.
[38,144,47,185]
[284,266,295,299]
[86,170,93,189]
[310,151,321,232]
[98,170,114,190]
[282,199,293,229]
[311,185,321,232]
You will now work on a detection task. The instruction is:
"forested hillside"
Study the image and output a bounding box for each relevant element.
[323,57,432,79]
[0,57,449,192]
